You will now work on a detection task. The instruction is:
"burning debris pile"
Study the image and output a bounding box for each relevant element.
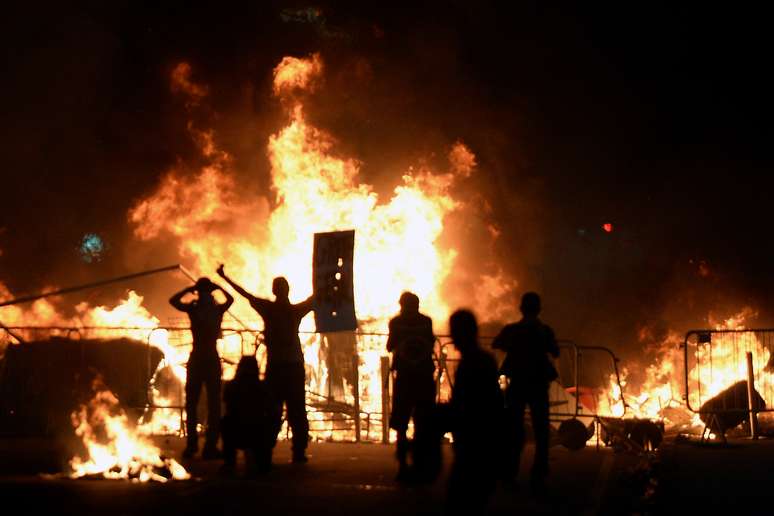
[591,310,773,438]
[69,377,189,482]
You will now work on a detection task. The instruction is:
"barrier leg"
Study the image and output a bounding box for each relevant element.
[746,352,759,439]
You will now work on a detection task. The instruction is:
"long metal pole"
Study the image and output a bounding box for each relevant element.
[381,356,390,444]
[0,321,24,343]
[0,265,181,308]
[746,351,759,439]
[574,345,580,416]
[352,352,360,442]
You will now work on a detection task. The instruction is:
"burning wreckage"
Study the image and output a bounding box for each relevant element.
[3,279,773,485]
[2,54,772,483]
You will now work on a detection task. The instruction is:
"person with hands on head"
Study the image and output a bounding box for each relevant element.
[170,276,234,460]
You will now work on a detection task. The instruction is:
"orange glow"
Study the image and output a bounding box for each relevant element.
[596,308,769,433]
[170,63,207,106]
[70,379,189,482]
[1,54,519,446]
[125,54,520,440]
[273,53,323,95]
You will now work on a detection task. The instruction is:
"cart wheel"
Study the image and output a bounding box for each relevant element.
[559,418,589,450]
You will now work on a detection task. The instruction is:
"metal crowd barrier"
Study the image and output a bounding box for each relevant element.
[682,329,774,439]
[0,326,625,445]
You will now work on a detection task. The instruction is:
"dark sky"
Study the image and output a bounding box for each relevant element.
[1,2,772,348]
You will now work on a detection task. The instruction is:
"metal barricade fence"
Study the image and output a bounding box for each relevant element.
[0,326,625,445]
[683,329,774,438]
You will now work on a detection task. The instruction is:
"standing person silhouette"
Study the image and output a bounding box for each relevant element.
[217,264,314,463]
[170,277,234,459]
[386,291,436,483]
[493,292,559,494]
[446,309,502,514]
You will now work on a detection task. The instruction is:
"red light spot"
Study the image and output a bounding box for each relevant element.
[602,223,613,233]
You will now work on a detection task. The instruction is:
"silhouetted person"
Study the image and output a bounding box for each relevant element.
[493,292,559,493]
[170,277,234,459]
[221,355,271,475]
[217,264,314,463]
[445,309,503,514]
[386,291,436,482]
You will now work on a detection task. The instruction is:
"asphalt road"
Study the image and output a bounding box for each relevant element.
[0,436,653,515]
[655,435,774,512]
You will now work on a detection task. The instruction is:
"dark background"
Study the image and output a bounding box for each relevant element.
[1,2,772,355]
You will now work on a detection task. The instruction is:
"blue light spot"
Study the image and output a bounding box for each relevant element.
[79,233,105,263]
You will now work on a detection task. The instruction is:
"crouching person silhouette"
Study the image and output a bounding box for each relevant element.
[221,355,272,476]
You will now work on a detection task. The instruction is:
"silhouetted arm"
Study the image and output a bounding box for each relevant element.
[216,265,254,300]
[216,264,273,317]
[545,326,560,358]
[294,295,315,317]
[491,326,509,351]
[424,316,436,353]
[216,285,235,312]
[386,319,396,353]
[169,286,195,312]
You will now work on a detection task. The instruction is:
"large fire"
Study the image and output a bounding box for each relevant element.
[0,51,518,470]
[129,53,483,330]
[125,53,515,441]
[4,52,764,469]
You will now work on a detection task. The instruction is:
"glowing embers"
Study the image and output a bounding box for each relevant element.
[69,378,190,482]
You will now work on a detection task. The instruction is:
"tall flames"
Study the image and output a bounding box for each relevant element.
[129,53,483,329]
[0,51,518,473]
[3,50,765,473]
[125,53,516,441]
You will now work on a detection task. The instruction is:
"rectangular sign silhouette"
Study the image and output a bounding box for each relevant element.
[313,230,357,332]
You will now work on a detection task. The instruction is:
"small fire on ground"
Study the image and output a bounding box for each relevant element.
[69,378,190,482]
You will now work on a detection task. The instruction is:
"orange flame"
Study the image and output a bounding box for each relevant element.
[69,381,189,482]
[273,53,323,95]
[597,308,770,432]
[124,54,519,441]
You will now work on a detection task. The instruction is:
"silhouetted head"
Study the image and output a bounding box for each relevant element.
[272,276,290,299]
[235,355,259,382]
[520,292,541,317]
[399,291,420,314]
[450,309,478,354]
[195,277,216,302]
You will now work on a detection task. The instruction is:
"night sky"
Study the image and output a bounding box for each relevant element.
[2,2,772,353]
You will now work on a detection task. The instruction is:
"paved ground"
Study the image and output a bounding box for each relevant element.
[655,435,774,512]
[0,436,649,515]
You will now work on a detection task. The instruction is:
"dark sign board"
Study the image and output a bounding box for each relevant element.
[313,230,357,332]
